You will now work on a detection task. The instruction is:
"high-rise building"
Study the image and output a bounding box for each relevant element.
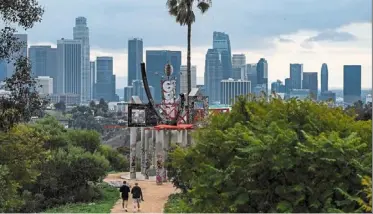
[28,46,57,92]
[204,49,223,103]
[220,79,251,105]
[285,78,291,94]
[213,32,232,79]
[0,60,6,81]
[302,72,318,99]
[90,61,96,98]
[290,63,303,89]
[256,58,268,93]
[271,80,286,94]
[145,50,182,102]
[319,91,336,103]
[180,65,197,95]
[56,38,82,95]
[73,17,91,103]
[128,38,143,86]
[343,65,361,105]
[242,63,257,92]
[124,80,155,103]
[6,34,27,78]
[321,63,328,93]
[95,57,118,101]
[35,76,53,95]
[232,54,246,80]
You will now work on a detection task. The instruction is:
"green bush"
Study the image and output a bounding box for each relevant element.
[99,145,129,172]
[164,193,191,213]
[43,183,118,213]
[167,97,372,213]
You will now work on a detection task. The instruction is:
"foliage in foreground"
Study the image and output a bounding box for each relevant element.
[0,116,128,212]
[166,97,372,213]
[43,183,118,213]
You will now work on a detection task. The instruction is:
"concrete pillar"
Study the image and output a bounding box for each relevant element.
[177,130,183,145]
[129,127,137,179]
[144,129,150,179]
[140,127,146,175]
[155,130,163,185]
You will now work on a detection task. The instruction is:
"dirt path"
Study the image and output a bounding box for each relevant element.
[104,172,178,213]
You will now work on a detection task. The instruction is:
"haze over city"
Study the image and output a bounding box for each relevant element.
[4,0,372,89]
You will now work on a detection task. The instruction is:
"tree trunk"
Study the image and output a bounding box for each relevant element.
[187,22,192,123]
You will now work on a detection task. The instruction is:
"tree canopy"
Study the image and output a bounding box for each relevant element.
[166,96,372,213]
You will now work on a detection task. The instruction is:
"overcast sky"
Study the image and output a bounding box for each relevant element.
[14,0,372,89]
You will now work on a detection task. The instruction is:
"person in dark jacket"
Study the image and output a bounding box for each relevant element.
[119,181,131,211]
[131,182,144,212]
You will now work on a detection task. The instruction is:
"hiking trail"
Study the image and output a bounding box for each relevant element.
[104,172,178,213]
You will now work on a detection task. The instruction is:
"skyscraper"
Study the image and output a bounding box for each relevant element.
[204,49,223,103]
[180,65,197,95]
[28,46,57,92]
[321,63,328,93]
[271,80,286,94]
[73,17,91,103]
[95,57,117,101]
[290,63,303,89]
[302,72,318,99]
[343,65,361,105]
[0,60,6,81]
[6,34,27,78]
[232,54,246,80]
[56,38,82,95]
[256,58,268,93]
[145,50,181,102]
[213,32,232,79]
[128,38,143,86]
[90,61,96,98]
[242,63,257,92]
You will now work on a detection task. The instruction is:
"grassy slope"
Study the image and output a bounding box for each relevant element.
[43,184,118,213]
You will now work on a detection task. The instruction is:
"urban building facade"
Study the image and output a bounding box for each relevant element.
[6,34,27,78]
[213,31,232,79]
[180,65,197,95]
[28,46,57,93]
[36,76,53,95]
[73,17,91,103]
[204,48,223,103]
[128,38,143,86]
[232,54,246,80]
[124,80,155,103]
[302,72,318,100]
[343,65,361,105]
[271,80,286,94]
[321,63,328,93]
[95,56,118,101]
[220,79,251,105]
[256,58,268,94]
[56,38,82,95]
[145,50,181,102]
[242,63,257,92]
[290,63,303,89]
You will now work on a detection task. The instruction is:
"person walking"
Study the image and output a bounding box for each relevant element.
[119,181,131,212]
[131,182,144,212]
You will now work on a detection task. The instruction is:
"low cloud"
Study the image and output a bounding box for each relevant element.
[278,37,294,43]
[305,31,357,42]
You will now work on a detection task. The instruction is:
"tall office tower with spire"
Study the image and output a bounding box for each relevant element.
[128,38,143,86]
[213,32,232,79]
[204,49,223,103]
[321,63,328,93]
[73,17,91,103]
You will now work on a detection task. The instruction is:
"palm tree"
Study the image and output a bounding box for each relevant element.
[166,0,211,122]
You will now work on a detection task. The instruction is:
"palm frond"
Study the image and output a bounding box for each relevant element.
[197,0,211,13]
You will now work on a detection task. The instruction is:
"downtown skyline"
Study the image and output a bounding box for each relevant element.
[4,0,371,89]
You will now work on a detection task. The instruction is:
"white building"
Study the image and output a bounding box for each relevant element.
[180,65,197,94]
[289,89,310,100]
[220,78,251,105]
[366,94,372,104]
[36,76,53,95]
[73,17,91,104]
